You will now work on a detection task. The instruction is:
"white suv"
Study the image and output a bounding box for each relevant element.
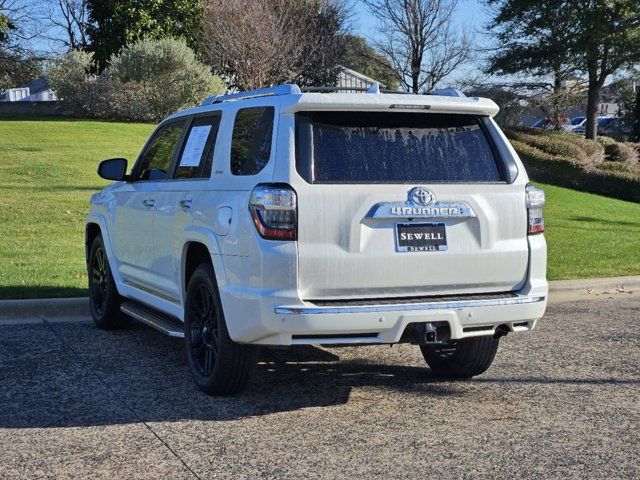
[86,84,548,394]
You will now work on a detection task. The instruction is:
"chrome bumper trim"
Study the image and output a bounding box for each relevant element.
[275,294,546,315]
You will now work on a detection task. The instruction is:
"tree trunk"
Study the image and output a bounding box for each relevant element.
[552,71,562,130]
[411,64,420,93]
[585,81,601,140]
[633,85,640,142]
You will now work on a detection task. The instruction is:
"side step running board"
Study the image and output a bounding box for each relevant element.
[121,302,184,338]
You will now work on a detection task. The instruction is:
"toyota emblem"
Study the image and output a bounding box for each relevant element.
[408,187,435,206]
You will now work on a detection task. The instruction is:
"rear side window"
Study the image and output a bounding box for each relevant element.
[136,120,186,181]
[296,111,504,183]
[231,107,274,176]
[174,114,221,179]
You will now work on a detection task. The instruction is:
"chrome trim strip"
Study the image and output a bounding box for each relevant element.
[122,278,180,304]
[275,295,546,315]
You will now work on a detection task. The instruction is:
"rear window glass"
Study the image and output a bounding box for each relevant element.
[231,107,274,176]
[296,111,503,183]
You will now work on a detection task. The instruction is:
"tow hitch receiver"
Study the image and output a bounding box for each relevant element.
[411,322,451,345]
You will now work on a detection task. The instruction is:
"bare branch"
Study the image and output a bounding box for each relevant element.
[363,0,471,93]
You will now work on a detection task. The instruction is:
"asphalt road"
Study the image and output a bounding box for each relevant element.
[0,294,638,479]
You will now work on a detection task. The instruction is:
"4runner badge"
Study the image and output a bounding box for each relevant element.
[366,187,477,219]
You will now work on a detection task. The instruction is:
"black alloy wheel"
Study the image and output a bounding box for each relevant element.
[87,233,129,329]
[90,245,109,317]
[188,284,220,376]
[184,263,259,395]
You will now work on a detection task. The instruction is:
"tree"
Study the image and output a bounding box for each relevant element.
[486,0,640,139]
[461,82,535,127]
[363,0,471,93]
[86,0,204,69]
[202,0,348,90]
[570,1,640,139]
[0,0,42,89]
[340,35,399,90]
[36,0,90,51]
[485,1,581,129]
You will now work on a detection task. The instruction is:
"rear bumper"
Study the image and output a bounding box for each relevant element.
[222,286,548,346]
[218,234,548,346]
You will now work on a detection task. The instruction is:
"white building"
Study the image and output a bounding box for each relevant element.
[336,66,386,91]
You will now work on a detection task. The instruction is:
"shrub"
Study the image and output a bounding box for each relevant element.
[507,130,640,203]
[597,136,639,164]
[506,129,604,166]
[597,161,636,173]
[103,38,226,121]
[46,38,226,121]
[45,50,96,115]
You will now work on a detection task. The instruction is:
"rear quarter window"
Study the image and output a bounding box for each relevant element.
[296,111,505,183]
[231,107,275,176]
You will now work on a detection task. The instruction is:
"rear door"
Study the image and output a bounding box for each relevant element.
[152,113,222,300]
[293,111,529,300]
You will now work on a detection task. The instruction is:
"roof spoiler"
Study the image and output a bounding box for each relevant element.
[202,84,302,106]
[429,88,466,97]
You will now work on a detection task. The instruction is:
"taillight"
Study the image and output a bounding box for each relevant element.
[526,184,545,235]
[249,184,297,241]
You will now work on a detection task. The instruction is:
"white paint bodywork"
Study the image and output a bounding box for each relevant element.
[87,90,548,345]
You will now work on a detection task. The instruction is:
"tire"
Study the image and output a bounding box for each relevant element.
[184,263,259,395]
[420,336,499,379]
[88,233,129,329]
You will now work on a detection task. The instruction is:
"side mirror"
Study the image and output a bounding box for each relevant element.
[98,158,128,181]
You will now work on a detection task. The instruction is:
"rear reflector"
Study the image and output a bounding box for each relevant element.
[249,184,297,241]
[526,184,545,235]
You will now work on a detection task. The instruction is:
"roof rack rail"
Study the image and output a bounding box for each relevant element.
[300,86,412,95]
[201,84,302,106]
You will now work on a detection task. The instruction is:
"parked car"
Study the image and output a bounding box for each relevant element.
[564,116,586,132]
[531,118,551,130]
[531,117,570,131]
[87,85,548,394]
[598,116,631,139]
[572,116,630,138]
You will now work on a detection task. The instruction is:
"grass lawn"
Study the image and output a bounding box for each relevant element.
[0,115,639,299]
[0,116,154,299]
[537,182,640,280]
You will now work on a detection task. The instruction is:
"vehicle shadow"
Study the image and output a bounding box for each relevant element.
[0,320,462,429]
[2,320,636,430]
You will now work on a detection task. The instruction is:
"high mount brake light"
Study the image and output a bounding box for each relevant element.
[249,184,297,241]
[525,184,545,235]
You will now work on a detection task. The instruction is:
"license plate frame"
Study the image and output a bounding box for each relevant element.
[395,222,448,252]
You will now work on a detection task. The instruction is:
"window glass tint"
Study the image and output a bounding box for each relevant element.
[297,112,503,183]
[231,107,274,176]
[137,121,185,181]
[174,115,221,179]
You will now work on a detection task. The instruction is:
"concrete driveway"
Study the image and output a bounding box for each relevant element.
[0,294,638,479]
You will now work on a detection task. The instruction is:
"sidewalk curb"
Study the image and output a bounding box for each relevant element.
[0,275,638,323]
[0,297,89,323]
[548,275,640,293]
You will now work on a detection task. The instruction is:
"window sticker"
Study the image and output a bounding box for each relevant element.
[179,125,212,167]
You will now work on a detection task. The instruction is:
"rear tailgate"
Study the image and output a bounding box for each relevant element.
[293,110,528,300]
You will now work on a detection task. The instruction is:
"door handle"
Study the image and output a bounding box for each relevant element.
[142,199,155,207]
[179,199,192,209]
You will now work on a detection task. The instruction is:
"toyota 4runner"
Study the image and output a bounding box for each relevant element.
[86,84,548,394]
